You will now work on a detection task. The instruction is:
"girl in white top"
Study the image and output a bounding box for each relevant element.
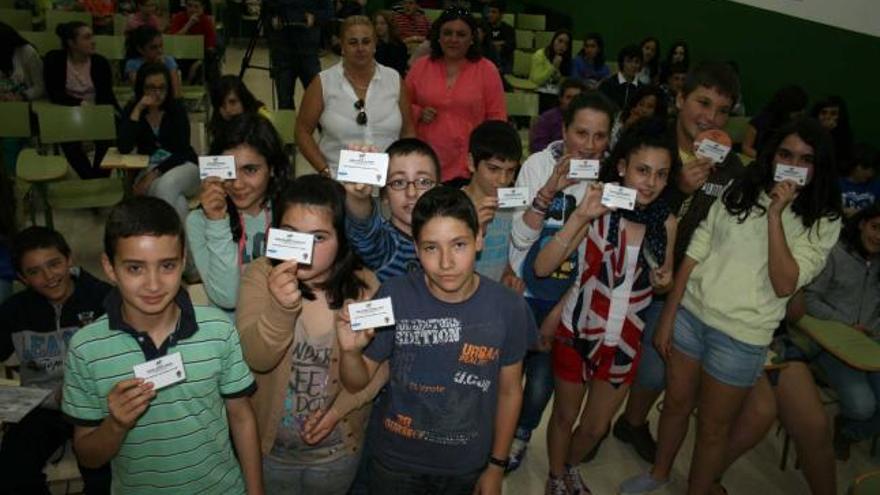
[0,23,44,101]
[296,16,415,177]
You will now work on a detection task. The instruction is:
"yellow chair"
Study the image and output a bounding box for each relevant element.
[0,8,31,30]
[514,29,534,51]
[503,50,538,91]
[19,31,56,57]
[45,10,91,34]
[516,13,545,31]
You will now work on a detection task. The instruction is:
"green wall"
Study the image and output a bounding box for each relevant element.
[368,0,879,147]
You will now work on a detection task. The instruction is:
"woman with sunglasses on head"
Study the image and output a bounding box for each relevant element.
[405,6,507,187]
[296,16,414,178]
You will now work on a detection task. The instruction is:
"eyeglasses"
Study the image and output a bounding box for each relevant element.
[387,178,436,191]
[354,99,367,126]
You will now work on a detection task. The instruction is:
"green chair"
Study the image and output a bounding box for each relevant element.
[164,34,205,60]
[424,8,441,23]
[505,92,539,119]
[572,39,583,55]
[0,0,17,8]
[267,109,296,147]
[502,13,515,26]
[516,13,545,31]
[534,30,553,50]
[515,29,534,51]
[46,177,124,211]
[851,469,880,495]
[724,115,750,145]
[606,61,618,75]
[33,104,116,144]
[0,101,31,139]
[45,11,91,34]
[503,50,538,91]
[0,8,31,31]
[94,35,126,60]
[19,31,56,57]
[112,13,126,35]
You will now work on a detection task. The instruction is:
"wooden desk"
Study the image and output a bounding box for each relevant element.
[795,315,880,371]
[100,147,150,170]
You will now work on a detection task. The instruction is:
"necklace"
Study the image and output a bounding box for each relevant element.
[343,62,375,92]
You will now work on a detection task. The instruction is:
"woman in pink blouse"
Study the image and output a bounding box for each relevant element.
[405,7,507,186]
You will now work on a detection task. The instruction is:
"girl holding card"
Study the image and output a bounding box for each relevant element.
[236,175,387,495]
[186,113,290,311]
[534,118,679,494]
[620,118,842,495]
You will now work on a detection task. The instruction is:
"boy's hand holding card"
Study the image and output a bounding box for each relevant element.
[198,155,236,180]
[693,129,732,165]
[497,187,529,208]
[266,228,315,264]
[336,150,390,187]
[133,352,186,390]
[601,183,637,210]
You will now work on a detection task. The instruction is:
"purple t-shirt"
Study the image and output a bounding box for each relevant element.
[530,106,563,154]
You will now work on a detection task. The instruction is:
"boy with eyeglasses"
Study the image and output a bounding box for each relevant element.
[343,138,441,282]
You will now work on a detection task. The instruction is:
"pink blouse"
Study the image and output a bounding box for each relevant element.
[405,56,507,182]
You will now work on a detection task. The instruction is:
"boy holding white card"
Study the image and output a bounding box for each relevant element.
[505,91,616,471]
[237,176,388,494]
[461,120,523,282]
[337,187,535,494]
[62,197,264,495]
[343,138,441,282]
[186,114,291,311]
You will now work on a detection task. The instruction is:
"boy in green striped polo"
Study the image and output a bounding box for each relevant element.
[61,197,264,494]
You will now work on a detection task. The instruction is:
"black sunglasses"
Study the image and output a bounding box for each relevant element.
[354,99,367,126]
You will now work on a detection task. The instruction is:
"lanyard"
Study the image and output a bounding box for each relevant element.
[237,208,271,274]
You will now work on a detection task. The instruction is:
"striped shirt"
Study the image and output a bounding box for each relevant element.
[345,200,421,282]
[62,290,255,494]
[392,12,431,40]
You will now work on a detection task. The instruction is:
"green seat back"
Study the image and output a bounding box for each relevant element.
[516,14,545,31]
[852,470,880,495]
[572,39,583,56]
[0,102,31,138]
[47,177,124,210]
[34,104,117,144]
[724,115,750,145]
[0,0,18,8]
[423,8,441,23]
[606,61,618,74]
[19,31,56,57]
[534,31,554,50]
[505,92,539,118]
[512,50,532,78]
[268,109,296,146]
[0,8,31,30]
[113,13,126,35]
[94,35,126,60]
[515,30,534,50]
[46,11,91,34]
[164,34,205,60]
[502,13,514,26]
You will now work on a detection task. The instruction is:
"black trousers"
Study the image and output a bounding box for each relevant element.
[0,407,111,495]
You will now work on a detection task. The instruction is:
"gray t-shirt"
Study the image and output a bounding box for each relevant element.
[364,271,533,475]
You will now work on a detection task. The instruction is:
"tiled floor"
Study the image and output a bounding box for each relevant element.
[30,42,879,494]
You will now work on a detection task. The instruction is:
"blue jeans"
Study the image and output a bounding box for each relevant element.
[264,451,360,494]
[267,25,322,110]
[634,299,667,391]
[369,458,482,495]
[817,351,880,441]
[514,297,556,442]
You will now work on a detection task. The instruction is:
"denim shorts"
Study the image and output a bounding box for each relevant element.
[672,306,768,388]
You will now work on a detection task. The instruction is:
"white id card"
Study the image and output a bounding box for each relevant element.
[336,150,390,186]
[348,297,396,331]
[773,163,808,186]
[695,139,731,164]
[265,228,315,264]
[198,155,236,180]
[497,187,529,208]
[568,159,600,179]
[133,352,185,390]
[601,183,637,210]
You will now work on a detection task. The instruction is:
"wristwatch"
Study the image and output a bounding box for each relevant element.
[488,455,509,469]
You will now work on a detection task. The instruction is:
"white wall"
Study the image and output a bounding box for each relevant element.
[730,0,879,37]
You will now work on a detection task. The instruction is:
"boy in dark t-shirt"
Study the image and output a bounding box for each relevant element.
[337,187,534,493]
[0,226,112,494]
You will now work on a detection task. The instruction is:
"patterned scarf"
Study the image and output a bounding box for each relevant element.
[606,196,670,267]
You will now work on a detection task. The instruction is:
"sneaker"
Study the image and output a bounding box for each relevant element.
[579,429,608,463]
[833,415,851,461]
[564,464,591,494]
[613,416,658,463]
[507,438,528,473]
[619,472,668,494]
[545,475,568,495]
